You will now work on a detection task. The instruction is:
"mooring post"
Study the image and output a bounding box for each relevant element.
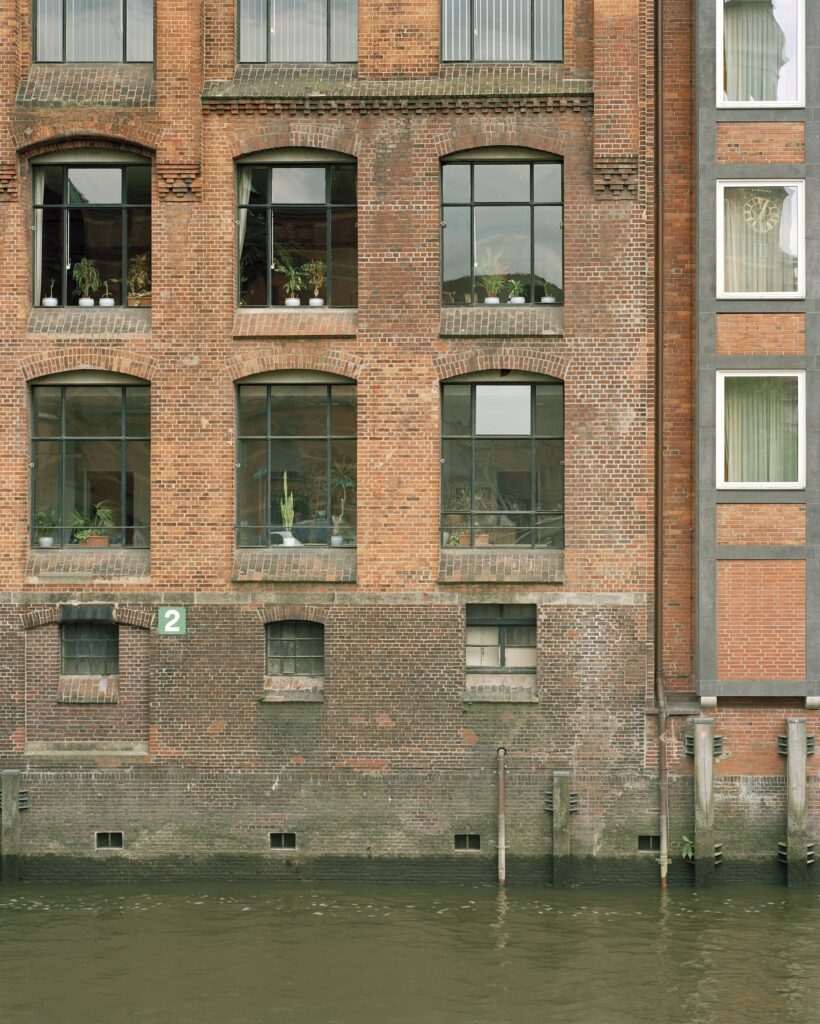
[552,770,571,889]
[693,717,715,886]
[1,770,21,884]
[786,717,807,888]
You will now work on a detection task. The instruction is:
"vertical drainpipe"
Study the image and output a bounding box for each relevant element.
[1,770,22,884]
[497,747,507,886]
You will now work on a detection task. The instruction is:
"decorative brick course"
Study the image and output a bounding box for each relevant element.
[593,159,639,199]
[716,122,805,164]
[0,163,17,201]
[25,549,151,582]
[716,314,805,356]
[232,548,357,583]
[16,64,156,108]
[157,164,202,202]
[27,308,151,337]
[233,309,358,338]
[439,306,563,337]
[439,549,564,584]
[717,505,806,547]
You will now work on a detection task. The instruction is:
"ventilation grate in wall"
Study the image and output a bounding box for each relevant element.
[776,735,815,756]
[683,735,723,756]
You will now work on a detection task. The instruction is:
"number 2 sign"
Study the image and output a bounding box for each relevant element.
[157,606,187,636]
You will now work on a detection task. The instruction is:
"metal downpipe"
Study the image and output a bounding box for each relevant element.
[497,746,507,886]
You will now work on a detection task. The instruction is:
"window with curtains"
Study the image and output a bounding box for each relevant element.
[236,379,356,547]
[719,0,803,106]
[238,0,357,62]
[441,375,564,548]
[442,153,563,305]
[35,0,153,62]
[33,163,151,308]
[31,379,151,547]
[717,181,803,299]
[442,0,562,61]
[238,159,357,308]
[717,371,804,489]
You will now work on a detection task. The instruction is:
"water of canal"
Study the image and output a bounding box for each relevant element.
[0,880,817,1024]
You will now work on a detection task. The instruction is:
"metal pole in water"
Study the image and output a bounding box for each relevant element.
[497,747,507,886]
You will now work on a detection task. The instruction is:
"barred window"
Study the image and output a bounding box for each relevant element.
[266,621,324,676]
[442,0,562,62]
[62,621,119,676]
[466,605,536,673]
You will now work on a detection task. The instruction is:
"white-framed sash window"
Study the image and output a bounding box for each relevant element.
[717,0,804,108]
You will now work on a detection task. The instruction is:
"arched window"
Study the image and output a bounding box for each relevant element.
[31,372,151,548]
[441,149,562,306]
[441,371,563,548]
[266,621,324,677]
[237,150,357,308]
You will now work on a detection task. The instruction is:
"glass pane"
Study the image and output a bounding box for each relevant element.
[442,164,470,204]
[239,208,268,306]
[474,0,530,60]
[505,645,537,668]
[475,385,530,435]
[534,0,563,60]
[69,208,122,305]
[239,0,267,61]
[126,0,153,60]
[506,624,536,645]
[475,206,530,300]
[38,207,64,305]
[723,185,799,294]
[36,0,63,60]
[535,384,563,436]
[330,386,356,436]
[442,439,471,507]
[476,438,532,515]
[271,167,325,204]
[237,438,268,545]
[33,441,61,543]
[330,0,357,60]
[125,387,150,437]
[442,0,471,59]
[238,385,268,437]
[270,439,328,542]
[272,209,327,304]
[270,0,326,61]
[534,512,564,548]
[66,386,121,437]
[442,205,471,304]
[32,388,61,438]
[474,164,529,203]
[65,0,122,60]
[723,376,799,484]
[40,167,64,205]
[331,439,356,540]
[442,385,471,436]
[723,0,800,104]
[65,439,122,542]
[269,386,327,437]
[330,166,356,205]
[535,440,564,510]
[534,205,563,302]
[126,439,150,546]
[466,604,502,621]
[68,168,122,205]
[534,164,562,203]
[241,168,268,205]
[126,166,150,205]
[329,208,357,306]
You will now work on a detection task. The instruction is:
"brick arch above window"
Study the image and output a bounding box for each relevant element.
[228,128,360,162]
[434,348,569,383]
[434,126,570,162]
[227,351,362,384]
[20,352,156,384]
[257,605,332,626]
[15,128,159,159]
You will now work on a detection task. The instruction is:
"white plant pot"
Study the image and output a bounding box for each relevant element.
[309,297,325,307]
[41,297,58,308]
[281,532,300,546]
[508,296,526,304]
[483,297,500,304]
[541,296,557,304]
[78,297,95,307]
[284,297,301,307]
[38,536,54,548]
[99,297,115,307]
[330,534,344,547]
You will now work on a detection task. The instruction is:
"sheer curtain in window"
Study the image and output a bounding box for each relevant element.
[723,0,787,102]
[724,376,798,484]
[723,186,797,293]
[33,171,45,305]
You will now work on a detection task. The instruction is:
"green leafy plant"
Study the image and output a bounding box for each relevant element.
[303,259,327,298]
[101,278,118,300]
[506,278,525,299]
[331,459,355,533]
[69,500,117,542]
[478,273,506,299]
[681,835,694,862]
[274,254,304,299]
[280,472,295,531]
[127,253,151,299]
[34,507,59,539]
[72,257,100,300]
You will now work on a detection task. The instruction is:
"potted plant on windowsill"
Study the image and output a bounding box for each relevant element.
[303,259,327,307]
[279,472,300,546]
[34,507,59,547]
[331,458,355,547]
[506,279,526,304]
[127,254,151,307]
[276,258,304,308]
[42,277,58,308]
[70,500,117,547]
[100,279,117,307]
[72,257,100,308]
[479,273,505,305]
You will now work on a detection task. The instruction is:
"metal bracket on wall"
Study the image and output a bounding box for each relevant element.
[684,735,723,757]
[0,790,30,811]
[713,842,724,866]
[544,792,580,813]
[778,841,815,866]
[776,735,815,756]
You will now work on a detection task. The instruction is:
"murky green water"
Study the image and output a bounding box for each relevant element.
[0,881,818,1024]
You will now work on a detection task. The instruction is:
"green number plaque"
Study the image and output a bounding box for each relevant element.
[158,606,187,636]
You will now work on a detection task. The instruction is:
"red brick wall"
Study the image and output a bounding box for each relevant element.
[716,122,805,164]
[717,505,806,547]
[717,314,805,356]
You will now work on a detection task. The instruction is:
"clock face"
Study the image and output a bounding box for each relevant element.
[743,194,780,233]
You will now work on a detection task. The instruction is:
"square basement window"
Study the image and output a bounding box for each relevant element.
[638,835,661,852]
[95,831,123,850]
[454,833,481,851]
[270,832,297,849]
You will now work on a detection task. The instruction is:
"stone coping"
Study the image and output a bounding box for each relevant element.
[233,547,356,583]
[439,548,563,583]
[26,547,151,583]
[24,741,149,757]
[17,63,155,107]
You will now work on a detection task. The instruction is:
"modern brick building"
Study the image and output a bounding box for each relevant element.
[0,0,816,886]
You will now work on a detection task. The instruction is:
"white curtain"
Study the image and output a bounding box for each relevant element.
[723,0,787,102]
[33,170,45,304]
[723,186,797,293]
[237,168,252,256]
[724,376,798,483]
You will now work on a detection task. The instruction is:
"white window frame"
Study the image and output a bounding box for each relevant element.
[716,180,805,300]
[716,0,805,109]
[716,370,805,490]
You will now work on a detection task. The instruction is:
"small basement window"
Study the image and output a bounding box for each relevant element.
[95,831,123,850]
[454,833,481,851]
[270,832,297,849]
[638,835,661,852]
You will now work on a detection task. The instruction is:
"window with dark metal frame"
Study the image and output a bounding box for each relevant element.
[34,0,153,62]
[238,163,357,308]
[441,379,564,548]
[95,831,124,849]
[266,621,325,676]
[465,604,537,673]
[442,0,562,62]
[236,382,356,548]
[33,165,151,308]
[441,158,563,306]
[238,0,357,62]
[62,621,119,676]
[31,383,151,548]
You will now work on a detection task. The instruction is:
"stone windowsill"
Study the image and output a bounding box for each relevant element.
[26,547,150,583]
[233,546,356,583]
[57,675,119,704]
[440,305,563,337]
[24,741,149,758]
[260,675,324,703]
[16,62,155,107]
[439,547,563,584]
[463,674,538,703]
[27,307,151,337]
[233,307,357,338]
